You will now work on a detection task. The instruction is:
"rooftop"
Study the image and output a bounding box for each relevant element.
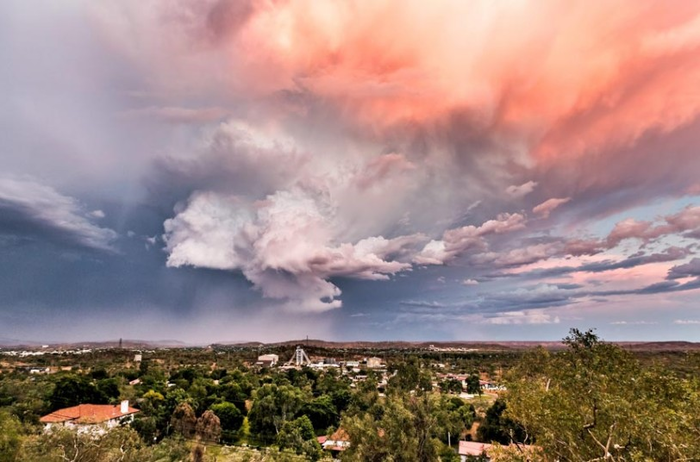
[40,403,139,425]
[459,441,492,456]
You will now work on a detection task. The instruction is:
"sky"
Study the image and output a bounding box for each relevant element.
[2,0,700,344]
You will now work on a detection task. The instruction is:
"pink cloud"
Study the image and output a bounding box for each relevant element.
[533,197,571,218]
[94,1,700,226]
[607,205,700,247]
[97,2,700,154]
[415,212,526,265]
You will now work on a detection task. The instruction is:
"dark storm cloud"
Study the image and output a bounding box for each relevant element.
[475,284,578,312]
[144,121,311,211]
[396,273,700,327]
[0,177,116,251]
[581,248,692,272]
[594,277,700,297]
[667,258,700,280]
[400,283,579,316]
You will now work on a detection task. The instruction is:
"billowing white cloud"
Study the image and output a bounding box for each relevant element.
[164,187,425,311]
[164,191,251,270]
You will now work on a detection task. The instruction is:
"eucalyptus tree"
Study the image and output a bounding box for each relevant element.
[505,329,700,461]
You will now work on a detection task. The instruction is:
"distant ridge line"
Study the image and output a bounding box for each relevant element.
[2,338,699,352]
[211,339,700,352]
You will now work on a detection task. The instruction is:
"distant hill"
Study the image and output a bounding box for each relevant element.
[615,341,700,351]
[0,339,189,349]
[0,337,42,347]
[212,339,700,352]
[3,338,699,352]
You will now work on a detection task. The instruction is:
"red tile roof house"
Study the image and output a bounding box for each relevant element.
[321,427,387,455]
[459,441,493,461]
[40,400,139,435]
[322,428,351,453]
[459,441,541,462]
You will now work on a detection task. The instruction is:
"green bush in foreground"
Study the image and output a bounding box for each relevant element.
[505,328,700,461]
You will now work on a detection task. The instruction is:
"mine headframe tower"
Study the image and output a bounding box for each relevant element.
[286,345,311,366]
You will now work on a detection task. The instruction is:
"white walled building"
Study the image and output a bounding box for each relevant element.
[256,354,279,367]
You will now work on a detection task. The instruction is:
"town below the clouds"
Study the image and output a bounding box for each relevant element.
[4,0,700,461]
[2,331,700,461]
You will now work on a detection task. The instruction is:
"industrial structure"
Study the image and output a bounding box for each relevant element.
[256,354,279,367]
[285,346,311,367]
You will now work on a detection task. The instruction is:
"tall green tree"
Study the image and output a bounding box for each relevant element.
[505,328,700,461]
[97,378,121,402]
[476,399,526,445]
[0,410,23,462]
[465,375,482,395]
[210,401,243,443]
[342,393,440,462]
[277,415,323,461]
[388,360,421,392]
[298,394,338,431]
[434,396,475,445]
[441,378,463,395]
[220,382,248,414]
[48,376,108,411]
[248,384,308,442]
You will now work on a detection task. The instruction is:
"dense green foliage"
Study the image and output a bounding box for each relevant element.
[277,415,323,460]
[210,401,243,442]
[476,399,527,445]
[0,335,699,461]
[505,329,700,461]
[49,375,115,411]
[0,411,23,462]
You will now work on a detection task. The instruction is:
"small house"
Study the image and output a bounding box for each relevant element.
[40,400,139,434]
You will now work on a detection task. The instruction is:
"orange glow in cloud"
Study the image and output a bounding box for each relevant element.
[225,0,700,160]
